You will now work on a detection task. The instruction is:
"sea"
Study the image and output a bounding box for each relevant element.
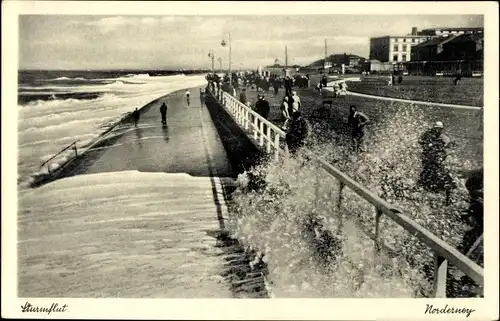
[18,70,208,184]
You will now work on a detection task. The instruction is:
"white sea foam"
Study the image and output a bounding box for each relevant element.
[18,171,236,298]
[18,74,207,184]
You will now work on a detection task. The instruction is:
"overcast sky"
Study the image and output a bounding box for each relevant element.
[19,15,483,70]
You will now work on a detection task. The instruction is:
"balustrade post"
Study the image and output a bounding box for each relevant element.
[433,253,448,298]
[266,125,271,153]
[240,105,244,126]
[245,109,249,130]
[336,181,345,234]
[259,120,264,146]
[73,144,78,157]
[253,116,258,140]
[274,132,280,161]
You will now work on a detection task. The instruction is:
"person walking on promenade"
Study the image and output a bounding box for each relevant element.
[239,88,247,105]
[291,91,301,114]
[281,96,291,130]
[321,74,328,87]
[398,74,403,84]
[200,88,205,106]
[316,82,323,96]
[273,80,280,95]
[417,121,457,205]
[132,108,140,126]
[185,89,191,106]
[286,111,310,156]
[160,102,168,125]
[284,76,293,96]
[255,94,270,140]
[347,105,369,152]
[255,94,270,120]
[454,73,462,85]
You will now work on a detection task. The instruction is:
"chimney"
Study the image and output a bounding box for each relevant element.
[411,27,418,35]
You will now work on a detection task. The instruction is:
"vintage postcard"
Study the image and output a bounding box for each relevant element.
[2,1,498,320]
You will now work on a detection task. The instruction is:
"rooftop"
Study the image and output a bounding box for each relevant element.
[420,27,484,32]
[444,33,484,44]
[370,35,430,40]
[415,35,460,48]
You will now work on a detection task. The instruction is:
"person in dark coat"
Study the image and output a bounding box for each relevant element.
[239,88,247,105]
[397,74,403,84]
[132,108,140,126]
[273,81,280,95]
[160,103,168,124]
[321,74,328,87]
[255,94,270,120]
[200,88,205,106]
[284,76,293,96]
[286,111,310,156]
[347,105,369,152]
[417,121,456,204]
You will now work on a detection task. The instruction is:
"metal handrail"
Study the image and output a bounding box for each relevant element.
[208,86,484,297]
[40,140,79,173]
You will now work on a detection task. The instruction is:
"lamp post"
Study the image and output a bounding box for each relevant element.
[221,32,232,87]
[208,49,215,73]
[218,57,222,74]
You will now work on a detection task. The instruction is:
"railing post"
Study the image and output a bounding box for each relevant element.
[266,125,271,153]
[336,181,345,234]
[259,120,264,146]
[274,132,280,161]
[73,144,78,157]
[374,208,382,253]
[240,105,244,126]
[253,117,258,140]
[245,109,249,130]
[235,102,240,123]
[433,253,448,298]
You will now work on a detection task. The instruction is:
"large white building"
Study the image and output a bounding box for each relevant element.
[369,35,432,63]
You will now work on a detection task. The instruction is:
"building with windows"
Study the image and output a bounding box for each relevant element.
[369,26,483,67]
[411,36,459,61]
[369,34,432,64]
[406,33,483,76]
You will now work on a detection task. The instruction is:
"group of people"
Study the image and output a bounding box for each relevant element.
[208,71,483,262]
[238,85,309,156]
[280,91,302,130]
[316,80,348,97]
[388,73,404,86]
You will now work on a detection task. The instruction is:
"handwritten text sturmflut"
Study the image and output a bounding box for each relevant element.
[21,302,68,314]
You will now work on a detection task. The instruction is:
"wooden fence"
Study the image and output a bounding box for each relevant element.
[208,86,484,297]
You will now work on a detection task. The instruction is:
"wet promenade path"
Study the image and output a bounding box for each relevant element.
[18,88,270,298]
